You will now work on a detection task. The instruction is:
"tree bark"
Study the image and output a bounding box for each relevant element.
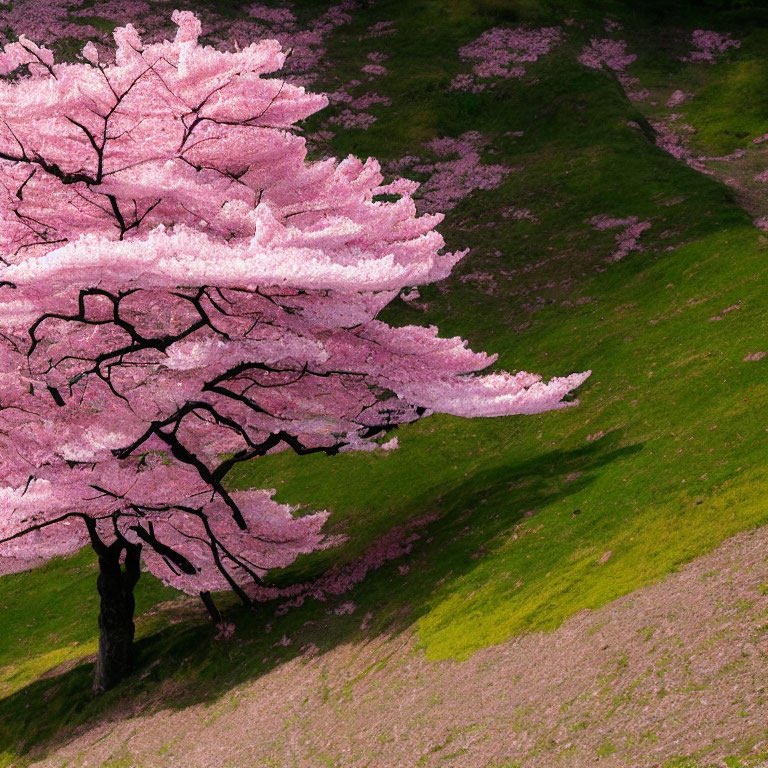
[200,590,222,624]
[92,541,141,694]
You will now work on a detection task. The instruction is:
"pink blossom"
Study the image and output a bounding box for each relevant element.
[361,63,387,76]
[697,148,745,162]
[616,73,649,102]
[591,214,651,261]
[651,120,693,161]
[365,20,395,38]
[390,132,512,213]
[308,129,336,143]
[682,30,740,63]
[349,92,391,110]
[327,88,354,104]
[211,2,357,85]
[450,73,485,93]
[653,116,747,176]
[247,4,296,25]
[330,601,357,615]
[501,206,538,222]
[248,514,441,608]
[666,89,689,107]
[578,38,648,102]
[578,38,636,71]
[215,622,236,641]
[325,79,391,132]
[328,110,378,129]
[591,215,638,231]
[0,0,96,45]
[0,12,589,691]
[452,26,561,90]
[360,612,374,630]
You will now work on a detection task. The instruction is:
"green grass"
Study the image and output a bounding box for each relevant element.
[4,0,768,765]
[662,755,768,768]
[0,549,176,698]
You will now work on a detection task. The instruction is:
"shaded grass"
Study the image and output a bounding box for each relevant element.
[0,550,176,699]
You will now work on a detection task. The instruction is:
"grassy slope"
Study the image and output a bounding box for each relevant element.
[3,1,768,765]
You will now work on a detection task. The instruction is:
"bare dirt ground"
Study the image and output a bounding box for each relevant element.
[28,523,768,768]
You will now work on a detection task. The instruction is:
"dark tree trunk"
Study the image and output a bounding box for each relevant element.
[92,541,141,694]
[200,590,222,624]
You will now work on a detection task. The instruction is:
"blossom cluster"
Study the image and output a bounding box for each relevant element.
[578,38,648,102]
[388,132,512,213]
[0,15,588,597]
[666,89,689,107]
[322,59,392,133]
[451,26,561,92]
[249,513,439,609]
[651,119,694,162]
[208,1,358,85]
[0,0,361,87]
[591,215,651,262]
[681,29,741,63]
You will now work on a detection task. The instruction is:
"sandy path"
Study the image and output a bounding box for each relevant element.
[28,524,768,767]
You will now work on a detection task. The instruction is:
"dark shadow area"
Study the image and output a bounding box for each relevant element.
[0,435,642,763]
[538,0,768,27]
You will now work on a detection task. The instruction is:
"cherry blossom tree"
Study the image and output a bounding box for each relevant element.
[0,12,589,693]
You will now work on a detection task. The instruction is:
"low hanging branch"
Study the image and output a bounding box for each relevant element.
[0,12,589,693]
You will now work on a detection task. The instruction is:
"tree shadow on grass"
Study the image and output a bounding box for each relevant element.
[0,433,641,764]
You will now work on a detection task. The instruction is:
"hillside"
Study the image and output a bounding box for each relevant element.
[3,0,768,766]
